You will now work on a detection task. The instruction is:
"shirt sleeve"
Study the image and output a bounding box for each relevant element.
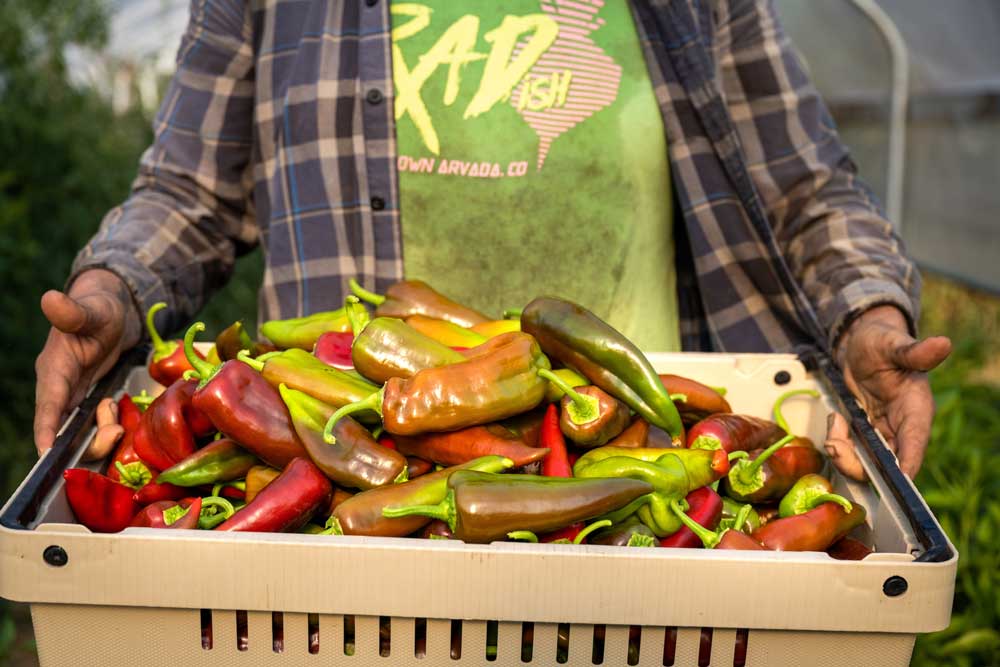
[70,0,257,335]
[714,0,921,347]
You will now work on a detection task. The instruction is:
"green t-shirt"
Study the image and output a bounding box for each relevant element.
[391,0,680,351]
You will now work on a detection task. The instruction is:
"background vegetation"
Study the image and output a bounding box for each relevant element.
[0,1,996,665]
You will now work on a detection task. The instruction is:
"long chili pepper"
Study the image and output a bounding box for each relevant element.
[606,418,650,448]
[131,379,210,472]
[324,331,550,439]
[658,374,731,426]
[667,499,767,550]
[351,317,467,384]
[184,323,307,468]
[751,501,867,552]
[63,469,139,533]
[574,446,730,490]
[215,320,273,362]
[539,368,629,448]
[245,465,281,503]
[721,433,797,503]
[129,497,202,529]
[332,456,514,537]
[405,315,488,348]
[107,394,144,483]
[382,471,653,544]
[658,486,724,549]
[216,458,332,533]
[685,414,786,453]
[259,308,351,350]
[350,278,489,328]
[145,302,202,386]
[521,297,684,438]
[470,319,521,339]
[280,384,408,490]
[156,439,259,487]
[778,474,853,518]
[540,404,572,477]
[392,424,549,468]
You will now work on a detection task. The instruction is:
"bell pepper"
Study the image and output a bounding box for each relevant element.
[63,468,139,533]
[404,315,488,348]
[827,537,874,560]
[259,308,351,350]
[778,474,853,518]
[392,424,549,468]
[350,278,489,328]
[574,446,730,490]
[668,499,768,550]
[184,323,307,469]
[155,438,258,487]
[521,296,684,439]
[658,486,724,548]
[351,317,466,384]
[145,302,202,386]
[107,394,144,483]
[752,501,867,551]
[129,497,203,529]
[542,367,590,403]
[722,435,825,503]
[313,331,356,369]
[332,456,514,537]
[540,404,572,478]
[245,465,281,503]
[280,384,408,490]
[539,369,629,448]
[589,517,660,547]
[239,348,380,423]
[382,470,653,544]
[470,319,521,338]
[659,374,731,425]
[216,458,332,532]
[132,379,212,472]
[325,332,550,438]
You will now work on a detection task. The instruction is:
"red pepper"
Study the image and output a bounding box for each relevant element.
[686,414,785,453]
[658,374,731,425]
[132,380,213,472]
[752,502,867,552]
[540,404,572,478]
[107,394,144,482]
[658,486,723,548]
[827,537,874,561]
[667,498,768,551]
[133,480,189,505]
[378,436,397,450]
[393,424,549,468]
[63,469,139,533]
[216,458,332,533]
[313,331,356,369]
[129,497,203,529]
[146,302,203,386]
[540,523,583,543]
[184,323,307,469]
[406,456,434,478]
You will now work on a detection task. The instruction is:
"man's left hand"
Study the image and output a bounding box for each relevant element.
[831,305,952,480]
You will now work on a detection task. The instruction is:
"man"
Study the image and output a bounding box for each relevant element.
[34,0,950,479]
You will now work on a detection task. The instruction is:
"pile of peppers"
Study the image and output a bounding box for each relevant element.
[61,282,870,558]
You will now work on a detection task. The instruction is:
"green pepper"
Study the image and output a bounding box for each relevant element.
[382,470,653,544]
[156,438,259,487]
[539,368,628,448]
[778,474,853,518]
[589,516,660,547]
[719,497,761,533]
[573,446,730,491]
[215,320,272,362]
[521,297,684,438]
[351,317,466,384]
[260,308,351,350]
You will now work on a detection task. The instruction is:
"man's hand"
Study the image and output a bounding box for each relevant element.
[831,305,952,479]
[34,270,142,455]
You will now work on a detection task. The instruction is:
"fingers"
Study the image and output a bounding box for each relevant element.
[34,396,66,456]
[40,290,94,334]
[824,412,868,482]
[891,335,952,373]
[83,405,125,462]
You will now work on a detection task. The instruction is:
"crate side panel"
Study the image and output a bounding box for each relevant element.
[743,629,915,667]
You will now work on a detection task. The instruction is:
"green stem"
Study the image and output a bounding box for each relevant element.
[772,388,820,434]
[709,386,727,397]
[598,493,654,526]
[237,349,264,372]
[131,390,154,409]
[345,295,370,339]
[319,516,343,536]
[381,490,455,528]
[163,504,191,526]
[573,519,612,545]
[507,531,539,542]
[626,533,656,548]
[669,393,688,403]
[115,461,152,490]
[745,433,795,477]
[536,368,598,423]
[182,322,215,380]
[502,308,523,319]
[808,493,853,514]
[198,496,236,529]
[349,279,385,306]
[728,451,749,461]
[145,302,169,354]
[669,499,722,549]
[323,388,384,444]
[733,503,753,533]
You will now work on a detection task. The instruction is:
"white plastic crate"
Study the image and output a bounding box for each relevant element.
[0,349,957,666]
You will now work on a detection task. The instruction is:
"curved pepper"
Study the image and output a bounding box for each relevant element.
[326,331,550,438]
[574,446,730,490]
[686,414,786,453]
[129,497,203,529]
[146,302,202,386]
[404,315,488,348]
[778,474,853,518]
[723,437,825,504]
[352,317,467,384]
[539,369,629,448]
[521,296,684,438]
[659,374,731,426]
[658,486,724,548]
[350,278,489,328]
[470,319,521,339]
[156,438,258,487]
[63,469,139,533]
[259,308,351,350]
[216,458,332,532]
[245,465,281,503]
[540,404,572,478]
[184,323,307,469]
[752,501,867,552]
[280,384,407,490]
[382,470,653,544]
[392,424,549,468]
[132,379,209,472]
[606,418,650,449]
[107,394,144,483]
[668,499,768,550]
[332,456,514,537]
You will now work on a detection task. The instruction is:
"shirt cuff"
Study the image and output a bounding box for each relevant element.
[824,278,919,352]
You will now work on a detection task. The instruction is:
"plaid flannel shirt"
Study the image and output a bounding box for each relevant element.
[72,0,921,354]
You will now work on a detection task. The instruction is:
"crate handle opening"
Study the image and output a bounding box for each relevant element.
[521,621,534,663]
[698,628,713,666]
[734,628,750,667]
[592,624,606,664]
[236,610,248,652]
[344,615,356,656]
[414,617,427,659]
[486,620,499,662]
[379,616,391,657]
[450,619,462,660]
[308,613,320,655]
[628,625,642,666]
[662,627,677,666]
[272,611,284,653]
[199,609,212,650]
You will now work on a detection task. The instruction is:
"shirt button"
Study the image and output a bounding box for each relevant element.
[371,196,385,211]
[366,88,384,105]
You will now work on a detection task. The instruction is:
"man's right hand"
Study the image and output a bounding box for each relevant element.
[34,269,143,455]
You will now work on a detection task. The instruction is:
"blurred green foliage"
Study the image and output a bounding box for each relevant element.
[0,1,997,665]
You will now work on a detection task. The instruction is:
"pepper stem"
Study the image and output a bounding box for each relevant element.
[772,388,820,434]
[237,349,265,372]
[537,368,598,423]
[323,388,384,445]
[627,533,656,548]
[808,493,853,514]
[710,386,728,397]
[381,489,456,529]
[507,531,538,542]
[345,295,370,339]
[669,393,688,403]
[669,499,723,549]
[573,519,612,545]
[182,322,215,380]
[319,516,343,536]
[131,390,154,409]
[503,308,523,319]
[115,460,152,490]
[733,502,753,533]
[349,279,386,306]
[728,451,749,462]
[745,433,795,477]
[145,302,170,354]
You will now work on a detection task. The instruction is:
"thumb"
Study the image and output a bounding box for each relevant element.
[891,335,952,372]
[40,290,99,335]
